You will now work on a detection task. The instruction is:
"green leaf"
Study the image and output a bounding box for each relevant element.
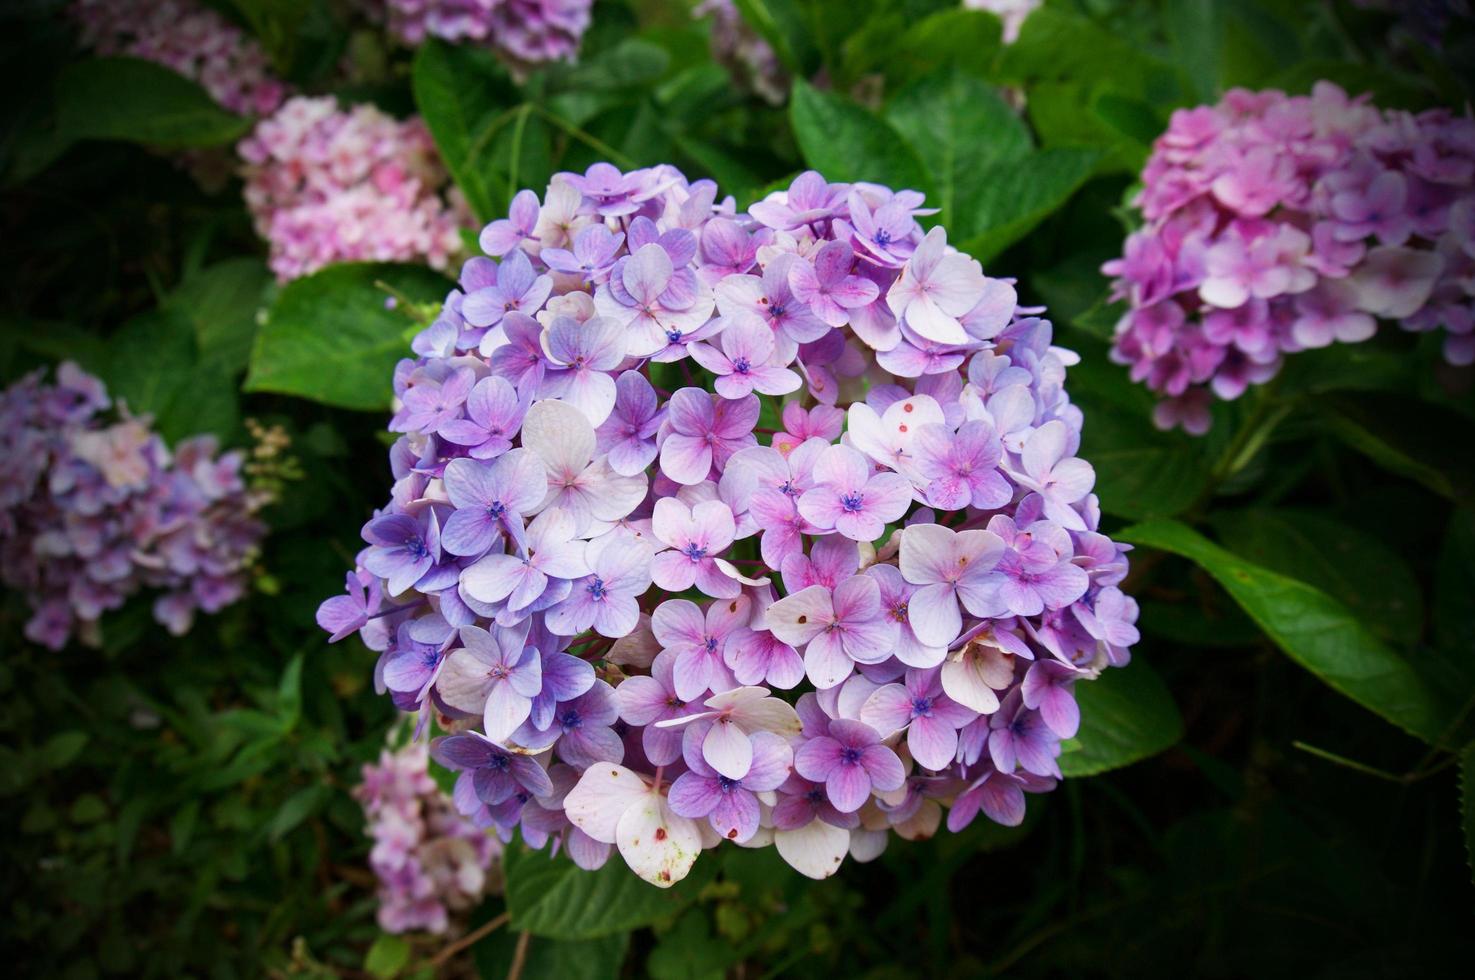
[56,57,250,149]
[789,78,930,193]
[245,263,450,411]
[731,0,815,76]
[40,731,89,771]
[1066,338,1211,520]
[1120,519,1452,744]
[412,40,519,222]
[884,70,1029,239]
[1059,656,1182,777]
[955,148,1101,261]
[476,928,628,980]
[1435,511,1475,658]
[4,319,110,376]
[564,38,671,90]
[165,258,272,378]
[365,933,412,980]
[276,653,305,732]
[1317,393,1475,503]
[503,843,708,939]
[103,310,239,444]
[856,9,1004,88]
[265,784,330,843]
[997,7,1177,99]
[1209,509,1423,648]
[646,908,735,980]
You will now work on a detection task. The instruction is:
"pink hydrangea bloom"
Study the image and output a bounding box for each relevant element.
[356,742,502,934]
[1105,82,1475,430]
[239,97,471,282]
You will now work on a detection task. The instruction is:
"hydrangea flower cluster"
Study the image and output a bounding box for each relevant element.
[1105,82,1475,433]
[239,96,471,282]
[69,0,288,117]
[372,0,593,70]
[0,364,267,650]
[356,742,502,934]
[318,163,1137,887]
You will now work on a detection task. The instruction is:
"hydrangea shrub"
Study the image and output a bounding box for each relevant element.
[357,742,503,933]
[69,0,288,116]
[239,96,471,282]
[318,163,1139,888]
[1105,82,1475,432]
[0,364,268,649]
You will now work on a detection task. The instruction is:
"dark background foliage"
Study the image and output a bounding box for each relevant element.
[1,0,1472,977]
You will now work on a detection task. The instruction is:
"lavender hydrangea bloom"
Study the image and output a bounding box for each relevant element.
[318,163,1137,889]
[1,364,267,649]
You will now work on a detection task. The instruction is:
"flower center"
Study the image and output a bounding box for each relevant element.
[840,491,865,512]
[840,746,862,765]
[587,576,608,601]
[911,696,934,718]
[682,542,708,562]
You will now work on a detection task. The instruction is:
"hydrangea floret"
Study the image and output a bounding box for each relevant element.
[69,0,288,116]
[319,162,1138,887]
[1,364,268,650]
[357,742,503,933]
[239,96,471,283]
[1105,82,1475,433]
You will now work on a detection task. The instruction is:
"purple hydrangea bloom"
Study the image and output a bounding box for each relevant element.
[317,162,1137,889]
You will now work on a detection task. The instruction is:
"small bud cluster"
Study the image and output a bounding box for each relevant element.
[318,162,1136,888]
[356,742,502,934]
[1105,83,1475,432]
[0,364,267,649]
[69,0,288,117]
[696,0,789,106]
[239,96,471,283]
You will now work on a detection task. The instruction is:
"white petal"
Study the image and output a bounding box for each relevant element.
[615,792,704,888]
[522,399,595,476]
[564,763,649,844]
[775,820,851,880]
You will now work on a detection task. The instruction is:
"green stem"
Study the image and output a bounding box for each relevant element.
[529,104,637,169]
[1186,385,1294,516]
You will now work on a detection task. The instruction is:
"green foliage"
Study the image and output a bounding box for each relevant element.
[1060,656,1184,777]
[789,79,930,192]
[246,263,451,411]
[411,40,525,223]
[1120,520,1456,746]
[503,842,711,939]
[103,308,240,443]
[56,57,252,149]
